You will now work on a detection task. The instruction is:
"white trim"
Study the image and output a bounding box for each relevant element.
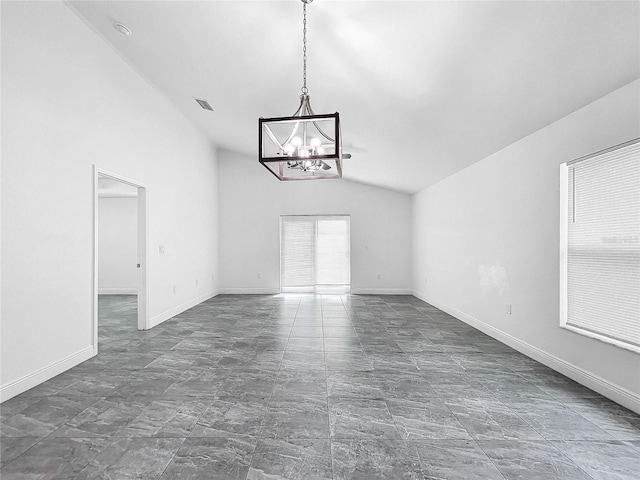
[149,290,219,329]
[137,186,150,330]
[218,288,280,295]
[98,192,138,198]
[351,288,413,295]
[559,163,569,328]
[217,288,413,295]
[411,290,640,414]
[567,137,640,166]
[93,167,99,354]
[98,288,138,295]
[0,346,94,403]
[561,324,640,355]
[96,168,149,190]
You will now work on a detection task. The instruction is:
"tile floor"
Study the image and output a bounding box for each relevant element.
[1,294,639,479]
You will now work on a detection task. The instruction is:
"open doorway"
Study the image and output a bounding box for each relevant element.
[93,167,149,354]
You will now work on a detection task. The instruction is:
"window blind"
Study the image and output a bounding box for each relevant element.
[561,139,640,352]
[281,216,315,292]
[281,215,350,294]
[316,217,351,293]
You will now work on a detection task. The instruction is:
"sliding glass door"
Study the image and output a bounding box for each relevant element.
[280,215,350,294]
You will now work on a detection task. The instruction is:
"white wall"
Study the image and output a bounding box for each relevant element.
[98,196,138,294]
[412,80,640,412]
[218,150,412,294]
[1,1,219,401]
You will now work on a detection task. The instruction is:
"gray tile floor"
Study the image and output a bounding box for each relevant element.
[1,294,639,479]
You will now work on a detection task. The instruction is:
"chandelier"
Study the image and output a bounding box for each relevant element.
[259,0,350,181]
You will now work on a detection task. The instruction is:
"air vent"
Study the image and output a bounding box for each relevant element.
[195,98,214,111]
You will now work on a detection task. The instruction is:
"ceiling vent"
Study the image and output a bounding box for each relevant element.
[195,98,213,111]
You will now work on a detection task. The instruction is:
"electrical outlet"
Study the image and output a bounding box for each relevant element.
[159,245,165,254]
[506,303,512,315]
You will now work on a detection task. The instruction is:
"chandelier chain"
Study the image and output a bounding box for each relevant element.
[302,2,308,95]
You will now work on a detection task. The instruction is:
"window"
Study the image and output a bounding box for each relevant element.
[280,215,350,294]
[560,139,640,353]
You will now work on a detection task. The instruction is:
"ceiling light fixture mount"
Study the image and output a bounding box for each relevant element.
[259,0,350,181]
[113,22,132,36]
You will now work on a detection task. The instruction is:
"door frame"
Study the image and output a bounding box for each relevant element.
[279,214,351,294]
[93,166,150,353]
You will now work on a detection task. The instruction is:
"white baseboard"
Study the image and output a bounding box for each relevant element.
[98,288,137,295]
[218,288,280,295]
[218,288,413,295]
[351,288,413,295]
[148,290,219,329]
[411,290,640,415]
[0,345,95,403]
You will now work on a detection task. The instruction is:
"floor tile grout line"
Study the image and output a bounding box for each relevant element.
[0,435,48,471]
[469,438,510,480]
[377,304,428,467]
[326,295,343,480]
[155,436,188,480]
[554,439,625,480]
[255,298,298,440]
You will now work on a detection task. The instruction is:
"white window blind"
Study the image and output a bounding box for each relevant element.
[281,215,350,294]
[560,139,640,353]
[281,216,315,291]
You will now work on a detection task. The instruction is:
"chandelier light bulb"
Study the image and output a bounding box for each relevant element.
[291,137,302,147]
[310,138,321,147]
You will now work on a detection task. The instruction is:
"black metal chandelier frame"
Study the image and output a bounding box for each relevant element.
[258,0,347,181]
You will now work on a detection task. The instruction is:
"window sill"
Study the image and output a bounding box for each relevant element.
[560,323,640,354]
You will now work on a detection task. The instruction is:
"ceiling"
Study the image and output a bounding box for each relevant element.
[68,1,639,194]
[98,176,138,197]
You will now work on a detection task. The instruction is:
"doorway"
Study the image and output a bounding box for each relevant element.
[93,167,149,354]
[280,215,351,294]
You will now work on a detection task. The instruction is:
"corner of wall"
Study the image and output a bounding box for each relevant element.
[412,290,640,414]
[0,346,95,403]
[148,290,220,329]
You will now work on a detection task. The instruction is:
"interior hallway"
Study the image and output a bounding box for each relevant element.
[1,294,639,479]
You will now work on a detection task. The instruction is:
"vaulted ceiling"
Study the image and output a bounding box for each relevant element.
[68,0,639,194]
